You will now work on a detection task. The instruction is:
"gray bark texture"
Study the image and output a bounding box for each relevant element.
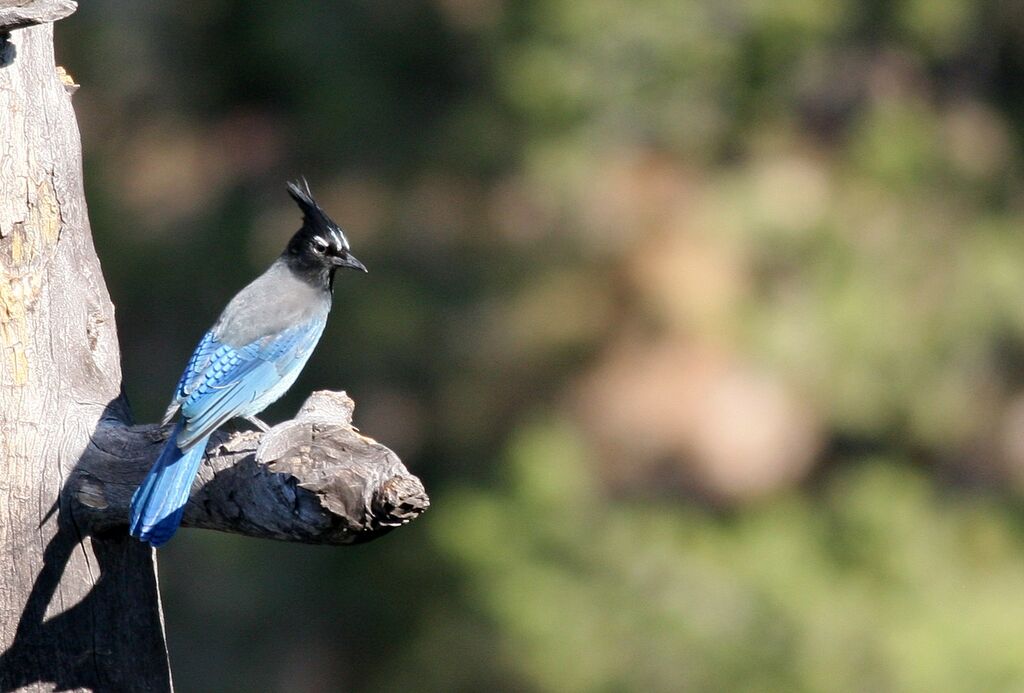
[75,390,429,545]
[0,5,428,691]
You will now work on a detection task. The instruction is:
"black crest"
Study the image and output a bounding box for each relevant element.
[286,178,350,253]
[282,179,366,285]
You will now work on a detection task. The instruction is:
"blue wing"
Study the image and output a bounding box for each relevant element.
[171,315,326,450]
[164,330,220,418]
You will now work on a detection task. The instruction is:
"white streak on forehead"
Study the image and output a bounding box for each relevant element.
[329,226,349,251]
[312,236,330,248]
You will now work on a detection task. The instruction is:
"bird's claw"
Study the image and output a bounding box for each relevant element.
[245,416,271,432]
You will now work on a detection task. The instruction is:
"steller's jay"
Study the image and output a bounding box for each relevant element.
[129,180,367,547]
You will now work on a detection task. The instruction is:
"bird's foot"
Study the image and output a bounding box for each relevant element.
[245,415,271,432]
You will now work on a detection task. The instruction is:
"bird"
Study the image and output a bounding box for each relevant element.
[129,180,367,547]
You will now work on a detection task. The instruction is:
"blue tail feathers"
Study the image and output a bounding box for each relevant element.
[129,422,209,547]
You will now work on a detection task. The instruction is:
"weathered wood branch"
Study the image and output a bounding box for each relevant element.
[72,390,429,544]
[0,0,76,31]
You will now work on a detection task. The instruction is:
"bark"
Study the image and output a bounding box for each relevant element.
[0,0,74,32]
[74,390,428,545]
[0,6,427,691]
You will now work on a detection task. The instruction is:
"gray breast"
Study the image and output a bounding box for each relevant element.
[213,261,331,348]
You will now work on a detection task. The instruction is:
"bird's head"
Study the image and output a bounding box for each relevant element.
[283,179,367,283]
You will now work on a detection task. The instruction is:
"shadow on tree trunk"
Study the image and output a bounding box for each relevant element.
[0,397,170,693]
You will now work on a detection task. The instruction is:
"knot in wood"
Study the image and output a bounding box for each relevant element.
[371,475,429,529]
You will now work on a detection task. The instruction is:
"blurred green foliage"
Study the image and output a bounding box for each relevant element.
[56,0,1024,690]
[429,422,1024,692]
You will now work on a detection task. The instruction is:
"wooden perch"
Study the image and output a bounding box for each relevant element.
[71,390,429,545]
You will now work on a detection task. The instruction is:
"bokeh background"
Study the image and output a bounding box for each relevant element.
[57,1,1024,691]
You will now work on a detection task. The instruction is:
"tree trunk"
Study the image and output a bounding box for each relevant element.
[0,7,426,691]
[0,12,171,692]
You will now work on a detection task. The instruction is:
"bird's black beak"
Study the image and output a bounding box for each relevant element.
[336,253,368,272]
